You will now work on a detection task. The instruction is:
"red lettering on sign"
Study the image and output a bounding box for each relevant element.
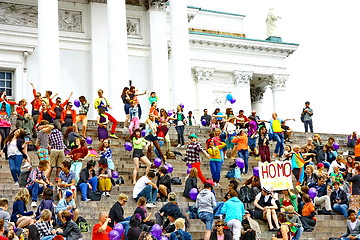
[284,162,292,177]
[269,164,276,178]
[261,165,269,178]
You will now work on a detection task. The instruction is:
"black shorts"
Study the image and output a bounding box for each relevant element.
[253,209,265,220]
[133,149,145,158]
[145,134,158,142]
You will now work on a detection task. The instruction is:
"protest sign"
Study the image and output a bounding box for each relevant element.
[259,160,293,191]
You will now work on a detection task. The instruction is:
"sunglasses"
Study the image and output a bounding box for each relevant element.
[215,225,224,227]
[123,200,128,202]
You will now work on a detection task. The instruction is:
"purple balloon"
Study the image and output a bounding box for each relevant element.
[230,98,236,104]
[150,224,162,238]
[141,129,146,137]
[114,223,124,236]
[166,163,174,173]
[109,230,120,240]
[235,158,245,168]
[167,110,173,116]
[179,103,184,109]
[201,119,207,126]
[253,167,259,177]
[112,170,119,179]
[187,167,192,174]
[309,187,317,199]
[333,142,340,150]
[74,99,81,108]
[154,158,162,167]
[189,188,199,201]
[86,136,92,145]
[158,236,169,240]
[124,142,133,151]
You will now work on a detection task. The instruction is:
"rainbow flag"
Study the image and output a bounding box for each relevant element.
[291,153,306,185]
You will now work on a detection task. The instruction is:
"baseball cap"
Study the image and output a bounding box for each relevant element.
[65,191,73,198]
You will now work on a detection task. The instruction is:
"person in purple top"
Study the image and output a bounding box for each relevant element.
[247,116,259,158]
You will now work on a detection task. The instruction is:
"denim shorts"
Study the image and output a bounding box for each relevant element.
[198,211,214,230]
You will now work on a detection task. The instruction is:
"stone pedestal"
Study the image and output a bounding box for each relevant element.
[37,0,60,91]
[233,71,253,114]
[148,1,170,109]
[269,74,288,117]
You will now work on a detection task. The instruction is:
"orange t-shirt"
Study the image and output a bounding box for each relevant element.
[302,202,316,221]
[92,223,112,240]
[232,135,248,151]
[355,145,360,157]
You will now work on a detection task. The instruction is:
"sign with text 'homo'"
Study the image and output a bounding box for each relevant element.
[259,160,293,191]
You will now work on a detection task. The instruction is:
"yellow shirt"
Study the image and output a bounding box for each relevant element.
[271,119,282,133]
[207,142,226,161]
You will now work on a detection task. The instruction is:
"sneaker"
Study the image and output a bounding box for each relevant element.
[273,153,278,157]
[14,182,19,186]
[151,203,157,207]
[176,144,181,148]
[109,133,118,139]
[106,192,110,197]
[181,145,185,148]
[217,183,222,188]
[146,203,154,208]
[83,198,91,202]
[31,201,37,208]
[102,192,106,197]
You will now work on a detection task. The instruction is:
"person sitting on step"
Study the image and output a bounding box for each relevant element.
[133,171,158,208]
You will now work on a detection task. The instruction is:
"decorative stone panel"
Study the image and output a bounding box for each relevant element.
[194,67,214,83]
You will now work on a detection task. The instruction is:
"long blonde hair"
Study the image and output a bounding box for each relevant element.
[14,188,30,205]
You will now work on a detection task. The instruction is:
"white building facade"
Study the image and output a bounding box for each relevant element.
[0,0,298,121]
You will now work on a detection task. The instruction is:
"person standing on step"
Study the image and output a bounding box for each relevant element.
[131,129,151,185]
[29,82,42,126]
[201,109,211,127]
[94,89,118,139]
[76,96,90,137]
[171,105,187,148]
[301,101,313,133]
[144,113,166,164]
[121,87,131,129]
[206,138,226,187]
[128,100,140,135]
[60,102,78,135]
[36,121,54,178]
[36,100,56,126]
[185,134,211,184]
[196,181,216,240]
[232,129,249,174]
[49,127,67,178]
[2,128,30,185]
[99,139,115,172]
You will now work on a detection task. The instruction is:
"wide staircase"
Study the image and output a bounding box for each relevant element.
[0,120,352,240]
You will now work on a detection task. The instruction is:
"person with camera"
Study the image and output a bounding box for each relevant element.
[330,181,349,218]
[92,212,112,240]
[301,101,313,133]
[55,191,79,223]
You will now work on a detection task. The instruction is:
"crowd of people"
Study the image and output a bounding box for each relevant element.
[0,83,359,240]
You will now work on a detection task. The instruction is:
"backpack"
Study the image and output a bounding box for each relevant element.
[76,216,90,233]
[226,167,242,179]
[87,189,102,201]
[239,186,255,204]
[166,150,176,159]
[188,205,198,219]
[18,170,31,187]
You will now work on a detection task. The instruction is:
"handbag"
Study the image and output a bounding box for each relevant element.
[171,177,182,185]
[166,150,176,159]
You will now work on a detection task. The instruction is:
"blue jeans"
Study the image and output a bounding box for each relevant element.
[304,119,313,133]
[293,226,304,240]
[41,235,55,240]
[198,211,214,230]
[120,216,131,240]
[209,161,222,181]
[214,202,224,216]
[78,177,98,201]
[136,185,158,203]
[27,184,52,202]
[70,162,83,183]
[341,237,360,240]
[238,149,249,174]
[333,203,348,218]
[8,155,23,183]
[273,132,284,156]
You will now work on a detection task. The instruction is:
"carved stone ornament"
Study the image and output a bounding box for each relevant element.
[233,71,253,86]
[268,74,289,91]
[89,0,142,5]
[0,2,82,32]
[149,0,168,11]
[250,85,266,102]
[127,17,141,37]
[194,67,215,83]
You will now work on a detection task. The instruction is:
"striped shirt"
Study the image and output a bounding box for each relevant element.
[185,141,204,164]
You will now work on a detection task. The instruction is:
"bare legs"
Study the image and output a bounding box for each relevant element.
[133,156,151,184]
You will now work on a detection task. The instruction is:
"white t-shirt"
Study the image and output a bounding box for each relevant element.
[349,219,358,231]
[255,192,276,206]
[133,176,150,198]
[7,140,22,157]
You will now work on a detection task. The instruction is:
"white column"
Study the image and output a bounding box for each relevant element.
[268,74,289,117]
[194,66,214,113]
[107,0,129,120]
[148,1,170,109]
[250,85,266,116]
[233,71,252,114]
[37,0,60,91]
[89,2,108,120]
[170,0,193,109]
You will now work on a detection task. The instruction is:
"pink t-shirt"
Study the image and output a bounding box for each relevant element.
[217,234,225,240]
